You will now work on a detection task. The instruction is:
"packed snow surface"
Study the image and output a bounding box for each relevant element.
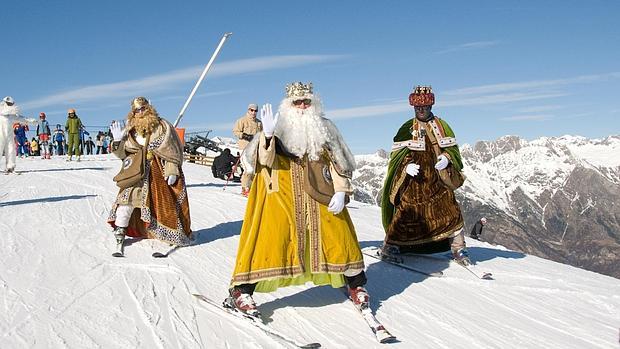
[0,155,618,348]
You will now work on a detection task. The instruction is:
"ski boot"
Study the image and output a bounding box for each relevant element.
[348,286,370,311]
[452,248,472,266]
[225,288,260,319]
[112,227,126,257]
[76,156,81,162]
[66,156,73,162]
[379,243,403,263]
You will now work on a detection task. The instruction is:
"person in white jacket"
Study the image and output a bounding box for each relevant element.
[0,96,35,173]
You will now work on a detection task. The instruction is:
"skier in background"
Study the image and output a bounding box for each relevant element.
[470,217,487,240]
[36,112,52,159]
[84,136,95,155]
[53,124,65,155]
[65,108,83,161]
[13,123,29,158]
[0,96,35,172]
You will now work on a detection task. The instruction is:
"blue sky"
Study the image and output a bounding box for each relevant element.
[1,1,618,154]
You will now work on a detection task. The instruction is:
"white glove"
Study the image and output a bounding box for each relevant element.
[260,103,279,137]
[110,120,125,140]
[405,163,420,177]
[435,154,449,170]
[166,175,177,186]
[327,191,346,215]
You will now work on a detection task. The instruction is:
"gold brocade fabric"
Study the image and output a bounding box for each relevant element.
[386,135,463,247]
[230,154,364,291]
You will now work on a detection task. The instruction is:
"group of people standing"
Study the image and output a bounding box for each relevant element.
[0,96,116,172]
[105,82,482,321]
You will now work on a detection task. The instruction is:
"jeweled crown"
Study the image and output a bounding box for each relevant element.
[285,82,313,98]
[409,85,435,106]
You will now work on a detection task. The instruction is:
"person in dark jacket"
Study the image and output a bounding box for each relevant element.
[470,217,487,240]
[13,123,29,158]
[85,136,95,155]
[211,148,239,180]
[52,124,65,155]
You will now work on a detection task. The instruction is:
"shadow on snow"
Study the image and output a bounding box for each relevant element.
[0,194,98,207]
[191,220,243,246]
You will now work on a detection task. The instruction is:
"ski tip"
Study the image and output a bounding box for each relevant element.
[152,252,167,258]
[300,343,322,348]
[379,335,398,344]
[482,273,494,280]
[111,252,124,258]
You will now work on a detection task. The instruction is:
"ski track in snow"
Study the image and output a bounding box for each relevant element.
[0,155,619,348]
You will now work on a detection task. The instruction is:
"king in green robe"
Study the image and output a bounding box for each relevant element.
[381,86,468,257]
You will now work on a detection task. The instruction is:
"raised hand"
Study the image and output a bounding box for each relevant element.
[110,120,125,140]
[260,103,279,137]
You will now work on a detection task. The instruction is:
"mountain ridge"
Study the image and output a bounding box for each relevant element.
[352,134,620,278]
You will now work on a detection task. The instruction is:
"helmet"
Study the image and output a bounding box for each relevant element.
[39,112,46,118]
[3,96,14,104]
[68,108,76,114]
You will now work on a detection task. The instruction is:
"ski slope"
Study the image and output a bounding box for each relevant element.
[0,155,618,348]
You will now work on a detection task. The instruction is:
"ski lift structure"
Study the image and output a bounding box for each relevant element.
[183,129,221,155]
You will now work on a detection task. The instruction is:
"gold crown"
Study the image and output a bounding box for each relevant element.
[413,85,433,94]
[285,82,313,98]
[131,96,150,110]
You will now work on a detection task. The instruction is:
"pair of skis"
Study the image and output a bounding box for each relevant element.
[192,291,397,347]
[361,246,493,280]
[112,241,179,258]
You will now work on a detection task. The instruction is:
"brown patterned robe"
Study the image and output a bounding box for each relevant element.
[385,133,463,250]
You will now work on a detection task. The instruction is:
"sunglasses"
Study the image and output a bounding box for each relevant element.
[135,106,147,113]
[249,109,258,112]
[293,99,312,106]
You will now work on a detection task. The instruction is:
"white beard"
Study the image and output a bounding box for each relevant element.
[274,95,333,161]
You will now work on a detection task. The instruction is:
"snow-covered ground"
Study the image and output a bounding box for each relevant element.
[0,155,618,348]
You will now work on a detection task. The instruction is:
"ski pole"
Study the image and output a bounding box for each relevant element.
[173,32,232,128]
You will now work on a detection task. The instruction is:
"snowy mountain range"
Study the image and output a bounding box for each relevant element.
[351,135,620,279]
[0,155,618,348]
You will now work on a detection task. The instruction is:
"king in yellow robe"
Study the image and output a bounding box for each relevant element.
[231,134,364,292]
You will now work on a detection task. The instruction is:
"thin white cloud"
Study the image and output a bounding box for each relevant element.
[155,90,235,103]
[441,92,568,107]
[444,72,620,96]
[435,41,500,54]
[327,72,620,120]
[22,55,346,110]
[500,114,554,121]
[517,105,564,113]
[327,92,567,120]
[185,122,234,132]
[328,102,409,120]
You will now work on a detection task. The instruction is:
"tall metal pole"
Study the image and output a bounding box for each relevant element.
[173,32,232,128]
